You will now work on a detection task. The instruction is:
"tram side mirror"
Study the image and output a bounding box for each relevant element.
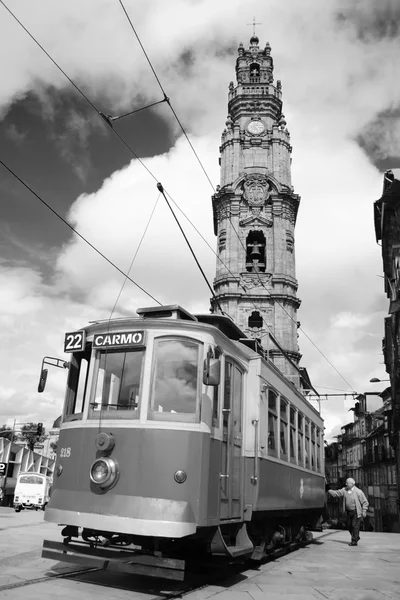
[203,358,220,386]
[38,369,48,393]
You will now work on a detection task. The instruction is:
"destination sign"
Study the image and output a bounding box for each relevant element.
[0,463,6,474]
[93,331,145,349]
[64,330,86,353]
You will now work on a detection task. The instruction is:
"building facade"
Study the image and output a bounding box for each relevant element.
[0,436,55,506]
[211,35,301,385]
[325,392,399,532]
[373,169,400,528]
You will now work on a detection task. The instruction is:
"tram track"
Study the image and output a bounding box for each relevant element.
[0,530,339,597]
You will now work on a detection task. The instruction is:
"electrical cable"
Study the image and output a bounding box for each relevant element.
[157,183,224,314]
[0,159,162,306]
[116,2,315,379]
[118,3,355,391]
[1,0,355,394]
[98,191,161,433]
[109,192,161,320]
[117,0,215,192]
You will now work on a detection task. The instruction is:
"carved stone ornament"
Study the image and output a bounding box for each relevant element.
[243,174,271,206]
[240,273,272,289]
[286,231,294,252]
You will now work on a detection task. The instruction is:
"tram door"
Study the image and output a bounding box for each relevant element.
[220,360,243,520]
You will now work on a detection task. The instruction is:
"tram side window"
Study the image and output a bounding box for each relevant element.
[211,347,222,428]
[298,414,304,465]
[65,347,91,420]
[311,424,316,470]
[149,338,200,422]
[280,399,288,460]
[92,349,144,418]
[223,361,232,429]
[305,419,310,468]
[316,428,321,471]
[289,406,296,461]
[268,390,278,456]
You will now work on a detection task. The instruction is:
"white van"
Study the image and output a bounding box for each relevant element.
[13,472,52,512]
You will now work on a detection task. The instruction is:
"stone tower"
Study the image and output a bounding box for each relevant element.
[211,35,301,382]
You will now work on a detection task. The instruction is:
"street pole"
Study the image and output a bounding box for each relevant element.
[2,419,16,504]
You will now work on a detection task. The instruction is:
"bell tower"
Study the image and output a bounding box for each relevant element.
[211,35,301,382]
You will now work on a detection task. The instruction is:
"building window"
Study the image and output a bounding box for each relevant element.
[268,390,278,456]
[218,229,226,252]
[280,399,288,460]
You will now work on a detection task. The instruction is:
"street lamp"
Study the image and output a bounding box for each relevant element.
[369,378,390,383]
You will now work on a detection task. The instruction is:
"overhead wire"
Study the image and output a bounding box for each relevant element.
[157,183,224,315]
[2,0,354,393]
[0,0,231,316]
[117,0,215,192]
[116,3,355,392]
[97,190,161,433]
[0,159,162,306]
[109,191,161,320]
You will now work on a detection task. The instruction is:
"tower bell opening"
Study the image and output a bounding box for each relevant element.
[248,311,263,329]
[246,231,266,272]
[250,63,260,83]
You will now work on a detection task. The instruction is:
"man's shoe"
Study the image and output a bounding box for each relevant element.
[348,542,358,546]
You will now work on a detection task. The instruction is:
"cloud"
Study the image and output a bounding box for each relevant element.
[0,264,98,429]
[356,108,400,170]
[5,123,26,144]
[0,0,397,439]
[54,134,219,311]
[335,0,400,43]
[332,313,371,329]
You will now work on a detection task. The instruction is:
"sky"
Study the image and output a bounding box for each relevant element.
[1,0,400,442]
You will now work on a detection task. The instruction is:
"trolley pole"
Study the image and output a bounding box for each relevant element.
[2,419,16,503]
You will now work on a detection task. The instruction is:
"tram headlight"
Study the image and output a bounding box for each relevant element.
[89,457,119,489]
[174,470,187,484]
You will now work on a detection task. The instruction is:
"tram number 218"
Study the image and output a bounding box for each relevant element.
[60,447,71,458]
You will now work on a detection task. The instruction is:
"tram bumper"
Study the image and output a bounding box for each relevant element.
[45,490,197,537]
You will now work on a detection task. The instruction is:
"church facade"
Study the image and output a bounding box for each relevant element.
[211,35,302,384]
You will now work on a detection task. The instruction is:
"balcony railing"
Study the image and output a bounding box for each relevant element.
[341,434,359,445]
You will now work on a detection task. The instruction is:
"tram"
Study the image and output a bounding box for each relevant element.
[39,304,325,579]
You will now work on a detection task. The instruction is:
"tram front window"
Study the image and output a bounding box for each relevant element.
[149,338,200,422]
[90,349,144,418]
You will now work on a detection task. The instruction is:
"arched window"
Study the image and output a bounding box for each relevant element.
[246,231,266,272]
[248,311,263,329]
[250,62,260,83]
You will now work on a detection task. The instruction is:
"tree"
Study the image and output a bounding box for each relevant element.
[20,423,46,451]
[0,425,14,441]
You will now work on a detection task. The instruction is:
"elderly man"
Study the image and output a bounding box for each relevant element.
[327,478,369,546]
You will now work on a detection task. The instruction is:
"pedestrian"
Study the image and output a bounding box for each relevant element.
[327,478,368,546]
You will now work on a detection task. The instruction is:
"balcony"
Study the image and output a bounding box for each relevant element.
[341,434,359,445]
